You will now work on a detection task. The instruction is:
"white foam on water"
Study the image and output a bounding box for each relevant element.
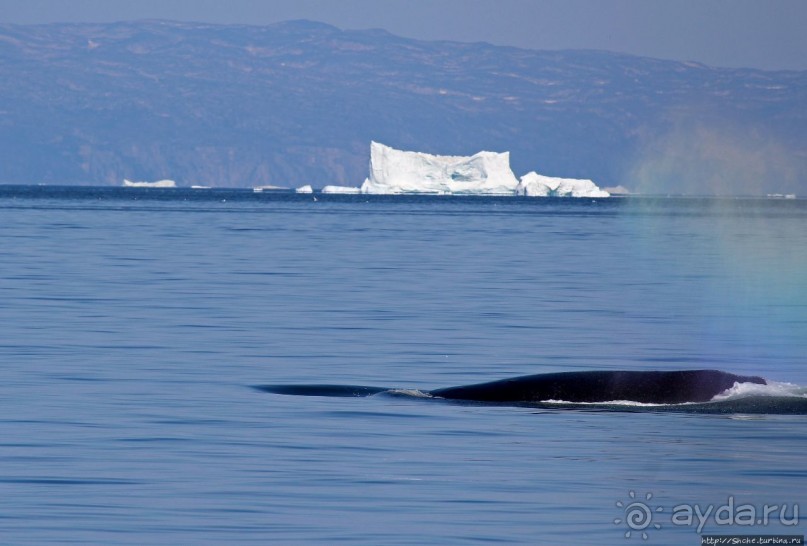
[711,380,807,402]
[540,399,673,407]
[534,380,807,407]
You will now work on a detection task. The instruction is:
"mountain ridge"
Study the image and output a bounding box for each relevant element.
[1,19,805,193]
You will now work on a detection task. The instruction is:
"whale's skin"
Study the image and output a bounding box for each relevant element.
[429,370,766,405]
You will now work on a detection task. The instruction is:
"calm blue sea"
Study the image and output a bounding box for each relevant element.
[1,186,805,545]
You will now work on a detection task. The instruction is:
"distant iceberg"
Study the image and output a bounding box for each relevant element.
[358,142,608,197]
[361,141,519,195]
[322,185,361,194]
[767,193,797,199]
[253,185,287,192]
[123,179,176,188]
[295,185,314,194]
[518,172,610,198]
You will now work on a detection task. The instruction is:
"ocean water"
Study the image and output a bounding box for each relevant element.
[0,186,805,545]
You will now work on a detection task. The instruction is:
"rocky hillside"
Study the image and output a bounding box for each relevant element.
[1,19,805,193]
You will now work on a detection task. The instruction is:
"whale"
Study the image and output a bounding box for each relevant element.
[255,370,807,414]
[429,370,765,404]
[257,370,765,403]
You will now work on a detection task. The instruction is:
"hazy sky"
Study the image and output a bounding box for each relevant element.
[2,0,806,70]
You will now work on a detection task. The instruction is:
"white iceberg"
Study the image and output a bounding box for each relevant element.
[322,185,361,194]
[358,142,608,198]
[252,185,286,192]
[123,178,176,188]
[767,193,797,199]
[295,185,314,194]
[360,141,519,195]
[517,172,610,198]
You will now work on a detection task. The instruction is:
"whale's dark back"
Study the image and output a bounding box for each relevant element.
[429,370,766,404]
